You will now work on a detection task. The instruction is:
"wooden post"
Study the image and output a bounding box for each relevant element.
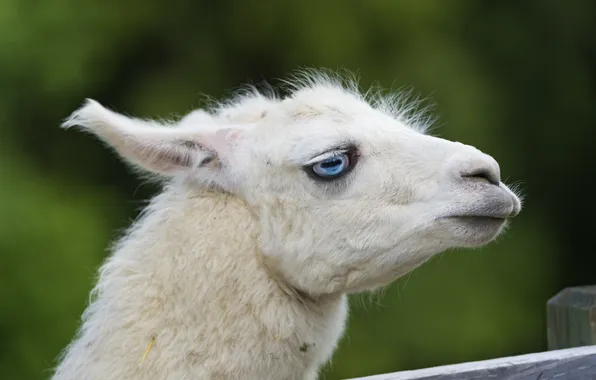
[547,285,596,350]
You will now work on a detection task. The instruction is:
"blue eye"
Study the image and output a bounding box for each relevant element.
[311,154,351,179]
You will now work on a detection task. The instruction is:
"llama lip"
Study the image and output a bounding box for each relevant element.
[440,215,507,227]
[438,214,509,246]
[438,206,516,221]
[442,215,506,221]
[439,185,521,221]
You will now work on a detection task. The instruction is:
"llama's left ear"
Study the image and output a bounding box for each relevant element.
[62,99,245,179]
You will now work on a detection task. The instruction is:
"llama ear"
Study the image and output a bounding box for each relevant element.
[178,109,216,128]
[61,99,242,177]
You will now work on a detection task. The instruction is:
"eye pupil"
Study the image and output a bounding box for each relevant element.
[321,159,341,168]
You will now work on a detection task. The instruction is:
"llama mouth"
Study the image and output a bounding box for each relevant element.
[439,193,520,221]
[444,215,506,221]
[437,214,509,246]
[437,210,511,221]
[441,215,507,227]
[439,209,511,219]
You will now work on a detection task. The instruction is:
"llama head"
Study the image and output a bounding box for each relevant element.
[62,72,521,296]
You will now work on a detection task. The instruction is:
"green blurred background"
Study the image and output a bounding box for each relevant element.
[1,0,595,379]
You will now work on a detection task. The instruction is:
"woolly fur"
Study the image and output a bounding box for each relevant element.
[52,69,521,380]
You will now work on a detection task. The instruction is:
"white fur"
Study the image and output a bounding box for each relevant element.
[52,70,521,380]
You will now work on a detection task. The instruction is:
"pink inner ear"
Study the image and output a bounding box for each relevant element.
[214,128,245,153]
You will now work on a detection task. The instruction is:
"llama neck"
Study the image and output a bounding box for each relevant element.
[54,183,348,380]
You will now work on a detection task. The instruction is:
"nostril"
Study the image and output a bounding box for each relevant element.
[461,168,500,186]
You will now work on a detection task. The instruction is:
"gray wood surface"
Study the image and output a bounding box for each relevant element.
[346,345,596,380]
[547,286,596,350]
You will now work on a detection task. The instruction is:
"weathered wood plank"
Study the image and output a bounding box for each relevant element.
[346,345,596,380]
[547,286,596,350]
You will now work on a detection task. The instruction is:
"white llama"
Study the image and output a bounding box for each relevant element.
[51,71,521,380]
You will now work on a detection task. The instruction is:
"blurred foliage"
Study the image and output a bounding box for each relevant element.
[0,0,595,379]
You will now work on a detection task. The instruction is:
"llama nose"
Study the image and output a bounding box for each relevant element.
[461,166,500,186]
[454,150,501,186]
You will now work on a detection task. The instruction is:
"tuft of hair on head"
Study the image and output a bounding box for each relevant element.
[277,67,363,97]
[201,68,437,133]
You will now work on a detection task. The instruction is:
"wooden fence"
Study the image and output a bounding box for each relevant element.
[347,286,596,380]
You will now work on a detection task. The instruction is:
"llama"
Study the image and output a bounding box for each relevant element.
[51,71,521,380]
